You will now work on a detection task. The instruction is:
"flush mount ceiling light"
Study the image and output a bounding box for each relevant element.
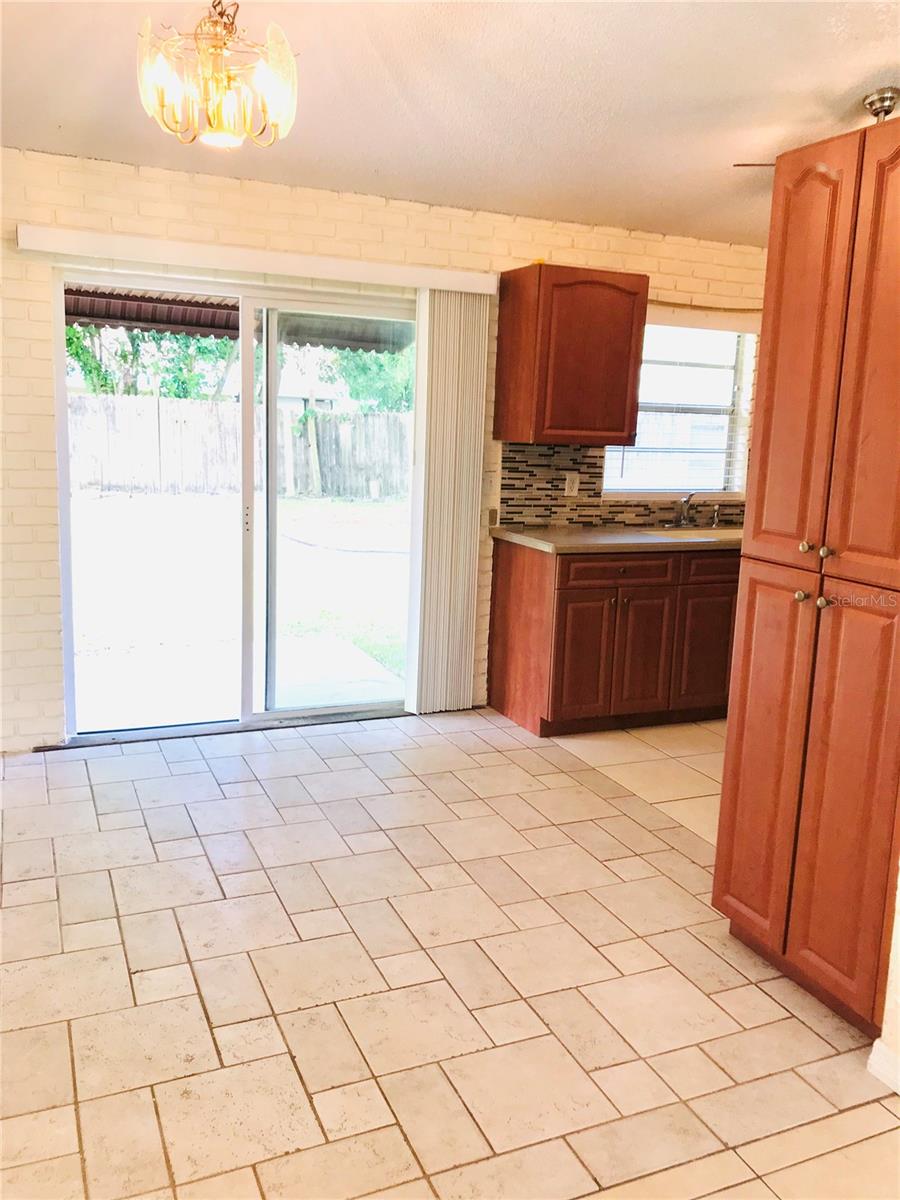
[137,1,297,148]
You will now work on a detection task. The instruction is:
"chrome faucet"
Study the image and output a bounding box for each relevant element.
[667,492,697,528]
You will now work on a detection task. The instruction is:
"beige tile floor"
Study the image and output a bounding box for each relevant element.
[1,711,897,1200]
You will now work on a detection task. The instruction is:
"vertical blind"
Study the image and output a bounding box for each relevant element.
[408,290,490,713]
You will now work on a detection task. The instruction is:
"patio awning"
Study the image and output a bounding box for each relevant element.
[64,288,415,352]
[64,289,240,339]
[277,312,415,353]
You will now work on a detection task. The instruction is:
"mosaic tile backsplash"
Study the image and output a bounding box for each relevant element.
[498,444,745,528]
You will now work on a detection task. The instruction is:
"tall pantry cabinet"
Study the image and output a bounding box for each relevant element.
[713,117,900,1031]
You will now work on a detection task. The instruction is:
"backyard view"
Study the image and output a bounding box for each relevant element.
[65,293,414,731]
[270,309,414,711]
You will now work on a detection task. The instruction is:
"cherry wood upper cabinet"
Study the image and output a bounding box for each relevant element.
[670,582,738,710]
[824,120,900,591]
[493,264,649,445]
[742,131,864,570]
[549,588,617,720]
[712,559,819,951]
[785,579,900,1020]
[610,585,676,714]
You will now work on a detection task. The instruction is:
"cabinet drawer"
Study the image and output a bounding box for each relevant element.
[680,551,740,584]
[557,553,677,589]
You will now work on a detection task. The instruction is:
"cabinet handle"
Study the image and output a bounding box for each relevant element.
[799,540,815,553]
[819,545,835,558]
[794,591,809,602]
[816,595,836,609]
[609,597,617,607]
[622,597,630,606]
[617,566,626,574]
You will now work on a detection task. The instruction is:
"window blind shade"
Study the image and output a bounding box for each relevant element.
[604,324,758,494]
[407,290,490,713]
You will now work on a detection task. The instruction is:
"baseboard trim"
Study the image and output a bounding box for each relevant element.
[868,1038,900,1094]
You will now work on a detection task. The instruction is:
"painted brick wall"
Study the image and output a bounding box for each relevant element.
[0,147,766,752]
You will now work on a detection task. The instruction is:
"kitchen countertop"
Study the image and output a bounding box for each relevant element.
[490,525,743,554]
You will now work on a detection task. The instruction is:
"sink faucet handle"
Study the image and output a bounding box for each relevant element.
[677,492,697,526]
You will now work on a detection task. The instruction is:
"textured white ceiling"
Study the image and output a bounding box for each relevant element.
[1,2,897,245]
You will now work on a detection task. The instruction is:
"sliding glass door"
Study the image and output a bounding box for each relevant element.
[265,307,415,711]
[64,287,243,732]
[62,284,415,736]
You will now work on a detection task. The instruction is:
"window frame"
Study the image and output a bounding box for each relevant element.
[602,307,760,501]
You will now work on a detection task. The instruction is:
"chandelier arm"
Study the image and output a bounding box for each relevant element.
[249,123,278,149]
[249,109,269,139]
[157,106,191,138]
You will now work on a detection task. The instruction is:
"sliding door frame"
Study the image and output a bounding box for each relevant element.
[54,268,421,744]
[253,291,418,721]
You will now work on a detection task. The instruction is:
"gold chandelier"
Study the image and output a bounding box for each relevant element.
[137,1,297,149]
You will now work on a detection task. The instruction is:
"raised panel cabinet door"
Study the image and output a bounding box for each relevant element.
[535,266,648,445]
[825,120,900,591]
[712,559,819,951]
[549,588,617,720]
[610,585,676,715]
[742,131,864,570]
[670,582,738,710]
[785,579,900,1020]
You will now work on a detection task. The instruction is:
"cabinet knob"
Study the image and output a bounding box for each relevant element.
[617,566,626,574]
[609,597,617,606]
[819,545,835,558]
[816,595,835,609]
[794,591,809,602]
[798,540,815,553]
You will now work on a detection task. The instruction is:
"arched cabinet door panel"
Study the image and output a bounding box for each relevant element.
[494,263,648,445]
[535,268,648,444]
[825,120,900,591]
[742,131,864,571]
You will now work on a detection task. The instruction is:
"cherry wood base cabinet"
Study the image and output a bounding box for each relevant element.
[785,579,900,1020]
[489,540,738,736]
[714,568,900,1029]
[714,117,900,1032]
[713,560,820,952]
[493,263,649,445]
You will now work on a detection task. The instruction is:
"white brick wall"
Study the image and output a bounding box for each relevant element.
[0,147,766,752]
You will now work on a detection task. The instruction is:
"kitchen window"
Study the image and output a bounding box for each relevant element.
[604,322,757,494]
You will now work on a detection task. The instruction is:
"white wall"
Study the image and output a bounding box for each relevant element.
[870,897,900,1092]
[0,147,766,752]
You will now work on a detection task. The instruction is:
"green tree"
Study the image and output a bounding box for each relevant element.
[333,344,415,411]
[65,324,116,393]
[65,323,238,399]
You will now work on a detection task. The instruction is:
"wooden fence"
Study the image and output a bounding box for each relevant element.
[67,394,412,499]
